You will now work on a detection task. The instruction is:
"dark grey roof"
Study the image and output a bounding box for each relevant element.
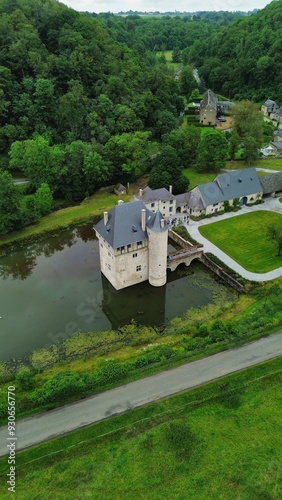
[271,141,282,150]
[187,189,205,210]
[263,99,276,106]
[198,168,263,205]
[259,172,282,194]
[200,89,217,109]
[274,129,282,138]
[136,186,174,202]
[147,211,167,233]
[94,201,166,248]
[174,192,190,205]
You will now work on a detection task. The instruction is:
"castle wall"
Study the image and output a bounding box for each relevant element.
[97,237,149,290]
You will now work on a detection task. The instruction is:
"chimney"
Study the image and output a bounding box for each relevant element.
[169,185,172,194]
[160,218,165,228]
[139,188,143,198]
[103,211,108,225]
[141,209,146,231]
[117,199,123,205]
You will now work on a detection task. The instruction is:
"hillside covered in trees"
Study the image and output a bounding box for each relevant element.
[0,0,280,234]
[188,0,282,101]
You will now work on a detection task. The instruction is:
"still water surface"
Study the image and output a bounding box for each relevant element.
[0,224,236,361]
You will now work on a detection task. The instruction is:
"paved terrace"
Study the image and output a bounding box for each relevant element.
[185,196,282,282]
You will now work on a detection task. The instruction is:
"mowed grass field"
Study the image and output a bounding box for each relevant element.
[199,211,282,273]
[0,358,281,499]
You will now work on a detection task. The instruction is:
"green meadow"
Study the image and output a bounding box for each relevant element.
[0,357,281,499]
[199,211,282,273]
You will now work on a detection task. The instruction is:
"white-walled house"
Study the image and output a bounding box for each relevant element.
[134,186,176,218]
[94,201,168,290]
[187,168,263,216]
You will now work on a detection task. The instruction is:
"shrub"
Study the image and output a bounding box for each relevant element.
[15,368,34,390]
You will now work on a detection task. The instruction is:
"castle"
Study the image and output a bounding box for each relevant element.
[94,201,168,290]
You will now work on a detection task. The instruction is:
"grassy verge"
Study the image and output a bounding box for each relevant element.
[199,211,282,273]
[1,357,281,499]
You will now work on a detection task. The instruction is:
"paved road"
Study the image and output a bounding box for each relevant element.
[1,332,282,456]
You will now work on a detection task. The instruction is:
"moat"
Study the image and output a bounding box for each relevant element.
[0,223,236,361]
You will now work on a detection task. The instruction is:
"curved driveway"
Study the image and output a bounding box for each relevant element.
[1,331,282,456]
[188,196,282,281]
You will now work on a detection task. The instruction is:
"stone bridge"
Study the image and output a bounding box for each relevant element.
[166,247,204,271]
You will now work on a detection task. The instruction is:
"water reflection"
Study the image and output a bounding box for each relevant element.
[101,273,166,329]
[0,230,78,280]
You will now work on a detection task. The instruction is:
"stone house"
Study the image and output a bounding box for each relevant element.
[94,201,168,290]
[270,141,282,155]
[273,129,282,142]
[261,99,279,117]
[199,89,218,126]
[270,107,282,125]
[187,168,263,216]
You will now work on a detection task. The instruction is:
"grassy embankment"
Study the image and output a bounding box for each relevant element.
[0,188,132,255]
[0,357,281,499]
[199,211,282,273]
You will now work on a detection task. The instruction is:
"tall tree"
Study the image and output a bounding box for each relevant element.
[149,145,189,194]
[231,100,263,164]
[195,130,229,173]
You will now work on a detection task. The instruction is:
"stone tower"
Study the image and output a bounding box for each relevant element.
[146,211,168,287]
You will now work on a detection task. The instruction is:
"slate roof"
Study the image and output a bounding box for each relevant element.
[263,99,276,106]
[186,188,205,210]
[259,172,282,194]
[136,186,174,203]
[274,129,282,138]
[197,168,263,206]
[94,201,166,248]
[271,141,282,150]
[200,89,217,109]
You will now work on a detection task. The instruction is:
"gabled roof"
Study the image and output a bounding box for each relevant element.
[271,141,282,150]
[259,172,282,194]
[263,99,276,106]
[197,167,263,205]
[186,188,206,210]
[136,186,174,203]
[94,201,166,249]
[274,129,282,138]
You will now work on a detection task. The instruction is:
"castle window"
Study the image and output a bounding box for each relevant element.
[170,200,173,204]
[108,264,111,271]
[169,207,173,212]
[127,244,131,250]
[136,265,141,272]
[137,241,142,247]
[133,253,137,258]
[151,203,155,207]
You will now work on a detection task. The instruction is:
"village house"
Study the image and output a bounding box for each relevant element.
[94,201,168,290]
[199,89,218,126]
[270,107,282,126]
[273,129,282,142]
[269,141,282,156]
[187,168,263,216]
[261,99,279,117]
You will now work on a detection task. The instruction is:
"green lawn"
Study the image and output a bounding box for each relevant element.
[183,167,216,189]
[199,211,282,273]
[1,358,281,499]
[226,159,282,171]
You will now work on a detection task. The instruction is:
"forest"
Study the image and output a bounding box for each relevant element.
[0,0,280,234]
